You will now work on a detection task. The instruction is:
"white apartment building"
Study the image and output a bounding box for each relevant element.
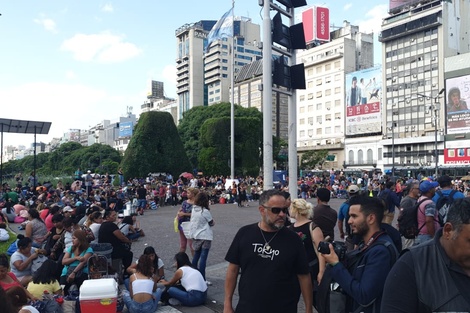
[204,17,261,105]
[380,0,470,177]
[296,22,374,170]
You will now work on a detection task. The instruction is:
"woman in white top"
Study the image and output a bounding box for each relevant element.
[160,252,207,307]
[86,211,103,244]
[10,235,45,287]
[122,254,162,313]
[189,192,214,281]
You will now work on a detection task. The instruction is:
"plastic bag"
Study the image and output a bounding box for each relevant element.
[174,217,179,233]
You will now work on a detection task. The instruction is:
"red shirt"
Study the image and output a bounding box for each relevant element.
[0,272,23,291]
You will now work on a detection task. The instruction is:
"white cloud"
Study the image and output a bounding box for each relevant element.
[65,71,76,79]
[162,65,177,97]
[356,4,389,34]
[33,15,57,33]
[60,32,142,63]
[101,3,114,13]
[344,3,353,11]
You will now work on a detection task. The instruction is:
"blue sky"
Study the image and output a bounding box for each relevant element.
[0,0,388,147]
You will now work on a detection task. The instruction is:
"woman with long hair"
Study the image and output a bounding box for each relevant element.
[125,246,164,290]
[86,211,103,244]
[10,235,46,287]
[24,208,48,248]
[189,192,214,284]
[122,254,163,313]
[160,252,207,307]
[26,259,62,298]
[289,198,325,309]
[176,187,199,256]
[60,229,93,295]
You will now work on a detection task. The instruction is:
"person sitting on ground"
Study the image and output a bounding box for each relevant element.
[26,259,62,299]
[60,229,93,295]
[0,286,16,313]
[126,246,165,291]
[122,254,163,313]
[24,208,48,248]
[10,235,46,287]
[159,252,207,307]
[6,286,40,313]
[86,210,103,245]
[43,214,65,256]
[119,216,144,241]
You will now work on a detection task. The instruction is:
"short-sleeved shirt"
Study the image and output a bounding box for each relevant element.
[225,223,309,313]
[99,221,121,246]
[0,272,23,290]
[417,196,439,235]
[10,247,37,279]
[27,280,61,298]
[61,246,93,276]
[313,204,338,240]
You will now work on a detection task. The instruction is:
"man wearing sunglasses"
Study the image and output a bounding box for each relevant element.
[224,189,313,313]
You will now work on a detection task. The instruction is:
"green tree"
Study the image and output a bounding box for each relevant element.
[121,111,191,178]
[300,149,329,170]
[197,116,262,176]
[178,102,262,169]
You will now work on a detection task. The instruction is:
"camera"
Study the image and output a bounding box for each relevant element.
[318,241,347,261]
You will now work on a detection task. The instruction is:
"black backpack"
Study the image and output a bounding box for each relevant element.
[377,189,390,212]
[397,198,428,239]
[435,190,457,226]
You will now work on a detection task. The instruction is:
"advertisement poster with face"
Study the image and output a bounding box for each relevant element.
[345,66,382,136]
[446,74,470,134]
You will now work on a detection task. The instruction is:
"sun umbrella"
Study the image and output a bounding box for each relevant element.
[180,172,194,179]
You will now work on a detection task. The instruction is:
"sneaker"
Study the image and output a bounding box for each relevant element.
[206,280,213,286]
[169,298,182,306]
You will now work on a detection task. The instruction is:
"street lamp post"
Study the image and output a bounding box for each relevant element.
[388,122,397,178]
[418,88,445,178]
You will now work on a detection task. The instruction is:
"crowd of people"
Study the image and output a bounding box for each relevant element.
[1,168,470,312]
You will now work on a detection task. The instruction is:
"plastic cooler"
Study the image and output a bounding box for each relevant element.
[79,278,118,313]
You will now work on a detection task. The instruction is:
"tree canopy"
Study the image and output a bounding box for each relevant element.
[177,102,262,170]
[300,149,329,170]
[121,111,191,178]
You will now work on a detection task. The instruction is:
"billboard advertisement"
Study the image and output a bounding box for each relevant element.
[345,66,382,136]
[302,6,330,43]
[446,74,470,134]
[119,121,133,138]
[444,148,470,165]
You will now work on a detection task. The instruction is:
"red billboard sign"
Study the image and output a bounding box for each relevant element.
[302,6,330,43]
[444,148,470,165]
[315,7,330,41]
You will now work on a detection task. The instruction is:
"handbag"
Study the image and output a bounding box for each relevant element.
[66,265,83,278]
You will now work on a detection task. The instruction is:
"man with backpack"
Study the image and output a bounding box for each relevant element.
[432,175,464,225]
[415,180,440,245]
[318,196,398,313]
[398,181,420,248]
[378,181,401,225]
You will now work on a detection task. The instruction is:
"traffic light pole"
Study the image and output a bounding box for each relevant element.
[262,0,274,190]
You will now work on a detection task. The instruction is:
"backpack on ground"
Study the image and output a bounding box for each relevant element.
[435,190,457,226]
[397,198,428,239]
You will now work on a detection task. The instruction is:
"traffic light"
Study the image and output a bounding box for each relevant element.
[272,12,306,49]
[276,0,307,8]
[272,56,305,89]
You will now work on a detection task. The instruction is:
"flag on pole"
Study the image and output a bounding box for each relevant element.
[206,8,233,52]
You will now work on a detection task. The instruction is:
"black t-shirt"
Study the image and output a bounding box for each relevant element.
[136,187,146,199]
[98,221,120,246]
[313,204,338,240]
[225,223,309,313]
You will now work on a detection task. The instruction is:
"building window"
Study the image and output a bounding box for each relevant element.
[308,81,314,88]
[316,116,322,123]
[325,89,331,96]
[299,118,305,125]
[335,74,341,81]
[308,105,314,112]
[325,76,331,83]
[367,149,373,163]
[358,150,364,163]
[325,63,331,71]
[308,93,314,100]
[316,103,322,110]
[299,106,305,113]
[308,129,313,137]
[335,125,340,133]
[308,68,313,76]
[325,127,331,134]
[378,148,382,161]
[316,66,322,73]
[317,128,322,135]
[335,87,341,94]
[316,79,322,86]
[325,114,332,121]
[335,99,341,106]
[334,61,341,68]
[316,91,322,98]
[348,150,354,163]
[300,130,305,137]
[308,117,313,125]
[300,95,305,101]
[335,112,341,119]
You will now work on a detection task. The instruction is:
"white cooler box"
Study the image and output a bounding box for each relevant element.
[80,278,118,313]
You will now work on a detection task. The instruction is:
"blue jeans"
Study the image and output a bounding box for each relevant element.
[167,287,206,307]
[192,248,210,280]
[122,288,162,313]
[137,199,147,209]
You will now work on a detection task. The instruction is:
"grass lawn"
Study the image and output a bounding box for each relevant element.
[0,229,17,255]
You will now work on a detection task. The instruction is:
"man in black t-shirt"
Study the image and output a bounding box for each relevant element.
[99,210,133,274]
[313,188,337,240]
[224,189,313,313]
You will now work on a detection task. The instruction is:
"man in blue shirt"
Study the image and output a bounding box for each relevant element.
[432,175,464,206]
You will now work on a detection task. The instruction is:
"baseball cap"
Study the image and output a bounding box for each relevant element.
[118,213,124,218]
[347,185,359,194]
[419,180,439,193]
[63,206,73,213]
[316,188,331,202]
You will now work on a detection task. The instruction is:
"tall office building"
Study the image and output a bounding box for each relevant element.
[380,0,470,176]
[296,22,374,170]
[175,20,217,120]
[204,17,261,105]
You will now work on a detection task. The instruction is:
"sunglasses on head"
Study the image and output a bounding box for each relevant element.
[262,205,289,214]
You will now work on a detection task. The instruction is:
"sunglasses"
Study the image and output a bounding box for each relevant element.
[262,205,289,214]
